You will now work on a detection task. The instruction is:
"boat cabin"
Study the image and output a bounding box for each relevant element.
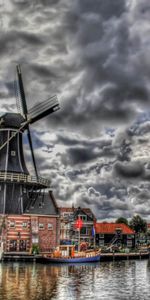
[53,245,75,258]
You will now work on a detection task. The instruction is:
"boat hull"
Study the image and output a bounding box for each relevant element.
[38,254,100,264]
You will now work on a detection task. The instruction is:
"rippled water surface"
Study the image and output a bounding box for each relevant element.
[0,260,150,300]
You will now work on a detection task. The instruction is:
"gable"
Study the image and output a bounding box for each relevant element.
[74,208,94,221]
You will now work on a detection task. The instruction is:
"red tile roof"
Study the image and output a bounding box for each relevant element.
[95,222,135,234]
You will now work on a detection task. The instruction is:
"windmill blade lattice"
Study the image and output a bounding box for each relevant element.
[28,94,59,124]
[14,78,24,115]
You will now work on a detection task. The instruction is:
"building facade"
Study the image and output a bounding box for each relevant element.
[59,207,96,247]
[0,191,60,253]
[95,222,135,249]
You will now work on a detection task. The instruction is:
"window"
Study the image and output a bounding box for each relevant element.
[80,215,87,222]
[39,223,44,229]
[80,227,88,235]
[19,240,27,251]
[9,221,15,228]
[11,151,16,156]
[63,213,69,217]
[22,222,27,228]
[32,236,39,243]
[99,234,104,238]
[127,234,134,239]
[48,223,53,230]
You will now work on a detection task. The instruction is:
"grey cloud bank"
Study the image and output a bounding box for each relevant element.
[0,0,150,219]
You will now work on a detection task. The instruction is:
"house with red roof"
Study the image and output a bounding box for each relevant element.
[95,222,135,249]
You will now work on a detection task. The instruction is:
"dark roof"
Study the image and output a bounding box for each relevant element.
[0,113,25,129]
[59,207,96,220]
[25,190,59,216]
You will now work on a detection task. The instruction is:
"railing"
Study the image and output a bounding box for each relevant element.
[0,171,50,187]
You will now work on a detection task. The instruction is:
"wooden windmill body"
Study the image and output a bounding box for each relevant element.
[0,65,59,214]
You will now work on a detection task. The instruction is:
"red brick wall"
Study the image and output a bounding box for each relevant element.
[6,215,31,252]
[38,216,59,252]
[0,214,60,253]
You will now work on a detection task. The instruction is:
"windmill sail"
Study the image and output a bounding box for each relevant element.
[28,95,59,124]
[16,65,38,179]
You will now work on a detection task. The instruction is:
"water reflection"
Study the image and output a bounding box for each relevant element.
[0,260,150,299]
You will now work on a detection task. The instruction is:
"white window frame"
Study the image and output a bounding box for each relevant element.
[48,223,53,230]
[9,221,15,228]
[22,222,27,228]
[39,223,44,229]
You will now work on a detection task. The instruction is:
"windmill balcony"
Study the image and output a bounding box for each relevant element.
[0,171,50,188]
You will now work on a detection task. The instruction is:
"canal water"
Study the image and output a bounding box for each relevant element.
[0,260,150,300]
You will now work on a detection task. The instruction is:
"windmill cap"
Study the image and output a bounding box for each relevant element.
[0,112,25,129]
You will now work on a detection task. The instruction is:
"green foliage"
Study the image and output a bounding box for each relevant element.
[32,244,39,254]
[129,215,147,233]
[115,217,128,226]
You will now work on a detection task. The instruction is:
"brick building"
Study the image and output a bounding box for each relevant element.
[0,191,60,253]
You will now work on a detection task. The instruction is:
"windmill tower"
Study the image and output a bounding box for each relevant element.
[0,65,60,214]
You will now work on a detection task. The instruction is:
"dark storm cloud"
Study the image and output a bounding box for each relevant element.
[2,0,150,133]
[61,147,97,165]
[1,0,150,220]
[129,121,150,136]
[117,139,132,161]
[41,0,150,132]
[30,64,57,79]
[76,187,129,219]
[0,31,43,56]
[60,143,115,166]
[88,181,127,200]
[56,132,112,148]
[138,138,149,144]
[114,161,144,178]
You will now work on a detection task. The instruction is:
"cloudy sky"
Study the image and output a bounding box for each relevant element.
[1,0,150,220]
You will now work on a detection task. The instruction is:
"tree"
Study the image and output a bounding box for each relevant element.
[115,217,128,226]
[129,215,147,233]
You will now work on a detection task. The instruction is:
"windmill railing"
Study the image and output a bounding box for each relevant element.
[0,172,50,187]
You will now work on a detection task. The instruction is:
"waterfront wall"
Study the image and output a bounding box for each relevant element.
[0,214,60,253]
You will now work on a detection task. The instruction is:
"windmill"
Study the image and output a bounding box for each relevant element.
[0,65,60,214]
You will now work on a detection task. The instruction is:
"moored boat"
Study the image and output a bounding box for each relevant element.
[38,245,101,264]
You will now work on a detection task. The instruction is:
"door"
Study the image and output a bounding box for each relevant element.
[19,240,27,251]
